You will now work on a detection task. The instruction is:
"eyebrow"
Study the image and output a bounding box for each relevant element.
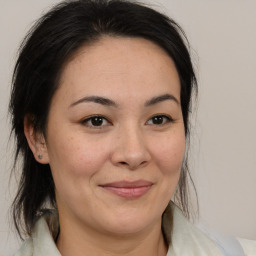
[69,93,179,108]
[144,94,179,106]
[69,96,118,108]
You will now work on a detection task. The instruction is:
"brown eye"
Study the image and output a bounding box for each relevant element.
[152,116,164,124]
[82,115,109,128]
[90,116,104,126]
[146,115,173,125]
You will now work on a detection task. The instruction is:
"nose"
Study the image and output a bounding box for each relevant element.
[110,126,151,170]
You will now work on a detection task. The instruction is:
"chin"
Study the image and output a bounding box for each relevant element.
[98,210,161,236]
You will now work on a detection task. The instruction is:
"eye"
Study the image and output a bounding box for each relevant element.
[146,115,173,125]
[81,115,110,128]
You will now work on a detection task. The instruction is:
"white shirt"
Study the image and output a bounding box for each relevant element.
[14,204,256,256]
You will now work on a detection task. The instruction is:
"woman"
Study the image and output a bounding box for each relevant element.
[9,0,255,255]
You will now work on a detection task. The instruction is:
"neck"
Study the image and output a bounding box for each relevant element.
[56,215,167,256]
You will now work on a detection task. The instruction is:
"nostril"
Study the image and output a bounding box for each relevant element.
[141,161,147,166]
[118,160,148,169]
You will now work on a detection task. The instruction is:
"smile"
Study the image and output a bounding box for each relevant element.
[100,180,153,199]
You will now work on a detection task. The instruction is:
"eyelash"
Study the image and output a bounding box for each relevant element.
[146,114,174,126]
[81,115,111,129]
[81,114,174,128]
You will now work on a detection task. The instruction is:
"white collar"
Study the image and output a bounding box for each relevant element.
[15,204,223,256]
[164,204,223,256]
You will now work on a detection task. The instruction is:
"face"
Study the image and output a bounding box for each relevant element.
[42,37,185,235]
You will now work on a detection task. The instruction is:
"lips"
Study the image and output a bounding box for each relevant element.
[100,180,153,199]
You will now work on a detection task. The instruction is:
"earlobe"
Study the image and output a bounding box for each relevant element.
[24,115,49,164]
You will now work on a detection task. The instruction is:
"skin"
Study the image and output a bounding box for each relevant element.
[25,36,185,256]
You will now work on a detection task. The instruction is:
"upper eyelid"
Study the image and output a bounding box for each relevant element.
[82,115,109,121]
[148,114,174,121]
[145,114,174,126]
[81,115,111,125]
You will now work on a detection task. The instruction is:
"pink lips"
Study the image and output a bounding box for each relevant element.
[100,180,153,199]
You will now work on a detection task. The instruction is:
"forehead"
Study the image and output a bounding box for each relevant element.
[56,36,180,105]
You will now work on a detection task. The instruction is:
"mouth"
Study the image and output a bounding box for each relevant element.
[99,180,153,199]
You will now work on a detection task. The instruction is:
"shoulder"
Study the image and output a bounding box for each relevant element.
[238,238,256,256]
[164,203,256,256]
[14,210,61,256]
[164,204,224,255]
[195,218,256,255]
[14,238,33,256]
[200,229,248,256]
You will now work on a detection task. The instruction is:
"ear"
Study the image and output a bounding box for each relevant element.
[24,115,49,164]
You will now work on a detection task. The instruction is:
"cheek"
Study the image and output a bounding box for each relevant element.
[147,129,186,209]
[47,133,111,178]
[151,130,186,174]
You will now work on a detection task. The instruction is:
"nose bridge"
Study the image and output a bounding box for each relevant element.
[123,124,145,153]
[111,122,151,169]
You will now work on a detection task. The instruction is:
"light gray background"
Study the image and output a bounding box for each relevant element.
[1,1,255,255]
